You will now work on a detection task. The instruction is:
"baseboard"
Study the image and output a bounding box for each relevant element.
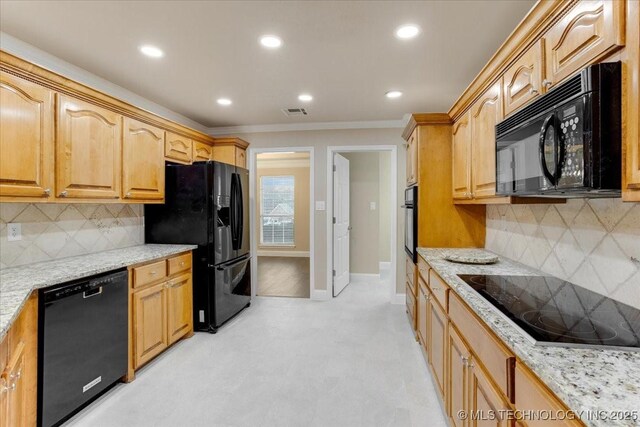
[311,289,329,301]
[257,250,310,257]
[392,293,406,305]
[350,273,380,282]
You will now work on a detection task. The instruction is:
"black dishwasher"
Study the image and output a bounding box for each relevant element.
[38,269,128,427]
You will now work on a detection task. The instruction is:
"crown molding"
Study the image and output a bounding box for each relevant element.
[207,119,406,136]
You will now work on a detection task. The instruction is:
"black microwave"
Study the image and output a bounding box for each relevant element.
[495,62,621,197]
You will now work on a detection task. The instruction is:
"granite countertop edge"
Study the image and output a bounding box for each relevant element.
[0,244,198,342]
[416,247,640,427]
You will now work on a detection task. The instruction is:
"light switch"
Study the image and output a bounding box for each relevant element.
[8,223,22,241]
[315,201,326,211]
[370,202,376,211]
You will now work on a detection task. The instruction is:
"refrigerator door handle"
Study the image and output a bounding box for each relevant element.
[211,254,251,270]
[236,174,244,248]
[230,173,239,249]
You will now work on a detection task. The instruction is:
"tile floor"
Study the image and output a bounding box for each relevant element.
[65,277,446,427]
[257,256,310,298]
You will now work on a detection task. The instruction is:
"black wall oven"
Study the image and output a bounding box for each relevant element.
[403,185,418,262]
[495,62,621,197]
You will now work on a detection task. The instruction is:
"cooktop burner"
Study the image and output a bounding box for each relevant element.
[457,275,640,350]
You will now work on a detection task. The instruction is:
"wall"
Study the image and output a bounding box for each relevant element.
[0,203,144,268]
[255,154,310,254]
[341,152,380,274]
[486,199,640,310]
[379,151,391,263]
[238,127,406,296]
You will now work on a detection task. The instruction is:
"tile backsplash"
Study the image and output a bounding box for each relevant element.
[0,203,144,268]
[486,199,640,310]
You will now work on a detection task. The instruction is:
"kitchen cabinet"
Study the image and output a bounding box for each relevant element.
[165,131,192,164]
[406,128,418,186]
[468,359,513,427]
[129,252,194,378]
[213,137,249,168]
[56,95,122,199]
[452,112,472,200]
[193,141,214,162]
[502,40,544,116]
[417,277,429,349]
[543,0,625,89]
[448,326,470,427]
[624,0,640,202]
[0,71,54,200]
[0,292,37,427]
[122,117,165,201]
[406,282,417,333]
[429,295,447,397]
[471,81,503,199]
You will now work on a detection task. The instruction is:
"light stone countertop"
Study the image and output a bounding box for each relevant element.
[0,244,197,341]
[417,247,640,427]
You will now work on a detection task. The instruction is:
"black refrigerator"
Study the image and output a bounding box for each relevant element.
[145,161,251,333]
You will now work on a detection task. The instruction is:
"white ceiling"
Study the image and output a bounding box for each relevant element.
[0,0,534,129]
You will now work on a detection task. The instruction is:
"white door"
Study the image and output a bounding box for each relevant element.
[333,153,350,296]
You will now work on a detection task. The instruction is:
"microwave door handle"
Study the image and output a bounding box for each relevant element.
[539,114,558,186]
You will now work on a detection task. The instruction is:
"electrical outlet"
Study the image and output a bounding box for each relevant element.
[369,202,376,211]
[8,223,22,241]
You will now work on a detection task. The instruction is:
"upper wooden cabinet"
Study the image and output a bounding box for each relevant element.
[193,141,213,162]
[406,128,418,186]
[471,81,503,199]
[544,0,625,89]
[122,118,165,201]
[0,71,54,200]
[56,95,122,200]
[451,112,472,200]
[213,137,249,168]
[165,132,192,164]
[502,40,544,116]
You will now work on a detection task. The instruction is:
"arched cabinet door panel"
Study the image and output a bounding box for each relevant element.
[122,117,165,201]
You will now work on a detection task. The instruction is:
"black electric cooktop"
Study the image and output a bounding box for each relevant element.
[457,275,640,351]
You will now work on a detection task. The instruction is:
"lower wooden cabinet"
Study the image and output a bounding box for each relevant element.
[429,296,447,397]
[0,292,37,427]
[129,252,194,377]
[448,326,471,427]
[417,279,429,349]
[468,359,513,427]
[406,282,417,332]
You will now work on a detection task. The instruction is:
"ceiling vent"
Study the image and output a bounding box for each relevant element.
[281,108,308,117]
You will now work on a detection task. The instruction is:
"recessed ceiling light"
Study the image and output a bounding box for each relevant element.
[139,45,164,58]
[298,94,313,102]
[260,35,282,49]
[217,98,232,106]
[385,91,403,99]
[395,25,420,40]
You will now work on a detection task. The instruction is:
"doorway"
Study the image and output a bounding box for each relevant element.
[249,148,315,299]
[327,146,397,302]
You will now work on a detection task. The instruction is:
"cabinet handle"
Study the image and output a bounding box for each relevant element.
[43,188,51,196]
[543,79,553,88]
[10,369,21,380]
[150,270,157,275]
[432,287,441,291]
[180,261,185,267]
[125,192,132,198]
[529,88,539,95]
[461,356,469,367]
[0,379,8,394]
[59,191,68,197]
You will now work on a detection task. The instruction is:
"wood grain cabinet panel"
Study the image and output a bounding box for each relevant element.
[192,141,213,162]
[166,273,193,345]
[544,0,625,88]
[448,326,470,427]
[133,282,168,369]
[213,138,250,168]
[471,81,503,199]
[122,118,165,201]
[0,71,54,200]
[406,128,419,186]
[429,296,447,397]
[406,282,417,331]
[56,95,122,199]
[212,145,236,165]
[165,132,192,164]
[623,0,640,201]
[452,111,473,200]
[417,279,429,349]
[469,360,513,427]
[503,40,544,116]
[235,148,246,169]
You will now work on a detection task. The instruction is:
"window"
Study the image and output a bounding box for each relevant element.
[260,176,295,245]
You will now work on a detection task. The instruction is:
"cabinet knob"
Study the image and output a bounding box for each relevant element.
[543,79,553,88]
[180,261,185,266]
[59,191,68,197]
[150,270,157,275]
[432,287,441,291]
[10,369,21,380]
[461,356,469,367]
[0,380,8,394]
[43,188,51,196]
[529,88,539,95]
[125,192,132,198]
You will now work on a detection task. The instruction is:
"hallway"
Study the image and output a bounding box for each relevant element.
[65,279,447,427]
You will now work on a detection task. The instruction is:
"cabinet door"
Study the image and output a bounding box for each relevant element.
[429,296,447,398]
[502,40,543,116]
[406,129,418,186]
[165,132,192,164]
[122,118,165,201]
[406,282,417,331]
[471,81,502,199]
[166,273,193,345]
[544,0,625,87]
[452,112,472,200]
[3,341,26,427]
[56,95,122,199]
[417,280,429,350]
[448,326,470,427]
[193,141,213,162]
[624,0,640,201]
[235,148,247,169]
[0,71,54,199]
[212,145,236,165]
[469,361,512,427]
[133,283,168,368]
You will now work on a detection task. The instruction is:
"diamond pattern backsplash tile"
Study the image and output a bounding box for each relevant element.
[486,199,640,310]
[0,203,144,269]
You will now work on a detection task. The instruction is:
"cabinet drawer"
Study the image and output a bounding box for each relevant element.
[167,253,191,276]
[428,269,449,312]
[406,282,416,330]
[449,292,515,400]
[406,257,416,296]
[133,260,167,288]
[417,256,430,283]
